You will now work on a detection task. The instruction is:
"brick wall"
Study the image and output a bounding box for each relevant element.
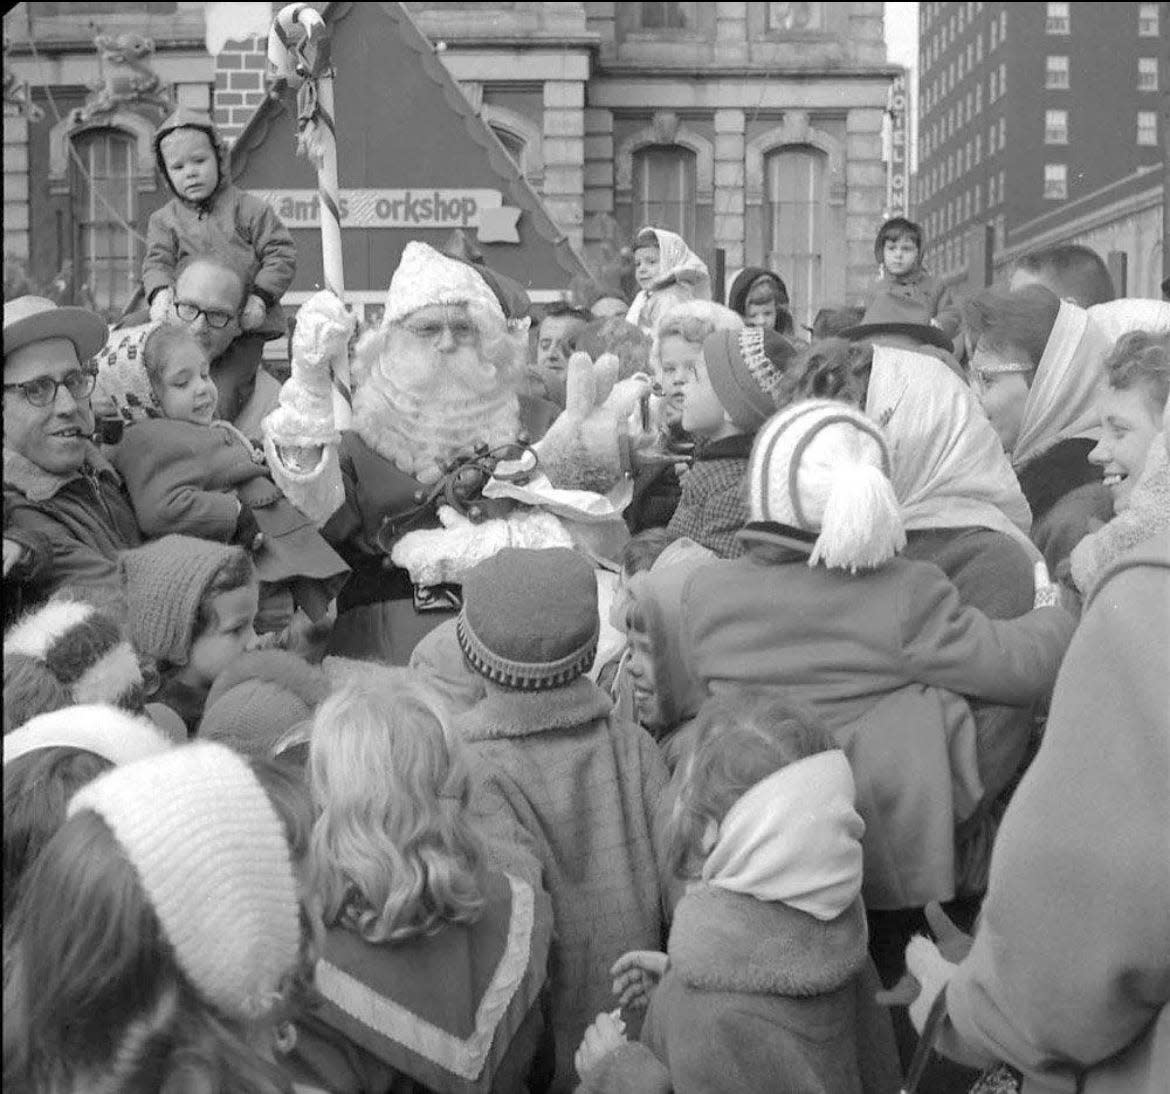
[213,34,270,145]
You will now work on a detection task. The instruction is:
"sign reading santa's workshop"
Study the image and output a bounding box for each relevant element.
[229,0,585,296]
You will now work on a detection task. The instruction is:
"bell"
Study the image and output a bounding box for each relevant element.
[467,504,483,523]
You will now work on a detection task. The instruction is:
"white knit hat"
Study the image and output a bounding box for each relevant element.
[3,704,172,767]
[745,399,906,572]
[68,742,301,1021]
[382,241,505,327]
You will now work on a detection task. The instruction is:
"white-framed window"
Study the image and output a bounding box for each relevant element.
[1044,163,1067,199]
[976,31,983,61]
[633,145,697,241]
[1137,111,1158,145]
[990,70,998,100]
[766,2,824,32]
[639,1,698,29]
[964,190,971,219]
[989,173,997,205]
[1045,109,1068,144]
[999,10,1007,39]
[998,117,1006,147]
[999,62,1006,96]
[71,127,139,317]
[975,83,983,112]
[990,16,998,48]
[975,132,982,162]
[1138,58,1158,91]
[1138,3,1159,35]
[1046,55,1069,89]
[1046,2,1070,34]
[765,144,828,324]
[999,169,1005,198]
[974,183,982,213]
[989,120,997,153]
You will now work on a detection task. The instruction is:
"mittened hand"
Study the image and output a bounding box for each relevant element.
[875,903,968,1032]
[573,1010,628,1080]
[240,293,268,332]
[1033,560,1061,609]
[611,949,669,1011]
[148,287,174,323]
[291,290,355,368]
[539,351,651,495]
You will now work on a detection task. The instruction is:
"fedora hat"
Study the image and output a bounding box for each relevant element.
[3,296,109,365]
[839,293,954,353]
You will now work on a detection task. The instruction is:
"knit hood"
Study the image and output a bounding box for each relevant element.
[638,228,711,295]
[153,107,229,209]
[701,750,865,922]
[726,267,791,331]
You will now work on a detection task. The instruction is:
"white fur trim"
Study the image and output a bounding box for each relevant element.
[71,641,144,705]
[383,242,505,328]
[3,599,95,660]
[3,704,171,767]
[314,874,536,1080]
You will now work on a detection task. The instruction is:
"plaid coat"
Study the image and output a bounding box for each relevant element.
[455,678,669,1093]
[666,433,753,558]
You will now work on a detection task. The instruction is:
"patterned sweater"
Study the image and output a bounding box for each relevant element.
[666,433,753,558]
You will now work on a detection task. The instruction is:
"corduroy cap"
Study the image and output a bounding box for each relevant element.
[457,547,599,690]
[702,326,798,431]
[68,742,301,1021]
[119,536,252,666]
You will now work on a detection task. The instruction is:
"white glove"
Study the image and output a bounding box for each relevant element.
[149,286,174,323]
[290,290,354,367]
[1033,559,1061,609]
[904,934,958,1034]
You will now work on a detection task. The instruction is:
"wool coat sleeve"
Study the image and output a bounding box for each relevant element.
[2,495,119,590]
[939,555,1170,1091]
[141,205,178,302]
[113,427,239,540]
[897,562,1075,705]
[237,191,297,305]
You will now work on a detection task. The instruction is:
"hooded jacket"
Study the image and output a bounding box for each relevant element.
[626,230,711,333]
[575,752,902,1094]
[726,267,794,334]
[143,108,296,317]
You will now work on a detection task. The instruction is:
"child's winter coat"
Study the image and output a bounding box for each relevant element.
[112,418,349,602]
[865,264,960,342]
[679,546,1075,910]
[665,433,752,558]
[455,678,669,1092]
[626,229,711,333]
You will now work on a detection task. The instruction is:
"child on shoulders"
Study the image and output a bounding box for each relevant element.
[864,216,960,345]
[626,228,711,333]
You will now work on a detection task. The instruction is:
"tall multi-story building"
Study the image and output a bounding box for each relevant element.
[915,1,1165,296]
[4,2,902,327]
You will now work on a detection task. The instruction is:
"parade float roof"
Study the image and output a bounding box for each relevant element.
[229,0,588,296]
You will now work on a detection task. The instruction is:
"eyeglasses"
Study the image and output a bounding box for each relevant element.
[402,317,478,345]
[4,370,97,407]
[174,301,236,329]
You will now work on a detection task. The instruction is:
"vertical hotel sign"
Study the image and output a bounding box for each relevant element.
[885,72,909,219]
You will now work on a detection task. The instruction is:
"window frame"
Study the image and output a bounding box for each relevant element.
[1045,55,1070,90]
[1137,111,1158,146]
[1045,109,1069,145]
[1045,2,1070,34]
[1044,162,1068,200]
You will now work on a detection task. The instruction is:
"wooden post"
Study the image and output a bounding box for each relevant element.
[710,247,726,305]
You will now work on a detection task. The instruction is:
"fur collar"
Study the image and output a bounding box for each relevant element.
[3,443,119,503]
[456,677,612,741]
[667,885,867,996]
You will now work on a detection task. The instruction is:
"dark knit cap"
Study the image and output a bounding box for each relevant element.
[120,536,253,666]
[702,326,799,431]
[457,548,599,691]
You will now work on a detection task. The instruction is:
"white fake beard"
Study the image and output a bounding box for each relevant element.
[352,333,521,477]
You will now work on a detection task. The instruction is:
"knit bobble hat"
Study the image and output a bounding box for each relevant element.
[3,703,173,768]
[199,650,330,759]
[458,547,599,691]
[68,741,301,1022]
[119,536,252,666]
[3,599,145,728]
[702,326,798,431]
[746,400,906,572]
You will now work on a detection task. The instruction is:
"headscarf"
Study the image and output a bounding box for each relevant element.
[866,345,1039,560]
[1010,300,1113,470]
[626,228,711,327]
[92,321,164,425]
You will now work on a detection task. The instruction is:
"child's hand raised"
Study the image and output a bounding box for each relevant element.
[573,1010,627,1080]
[611,949,669,1011]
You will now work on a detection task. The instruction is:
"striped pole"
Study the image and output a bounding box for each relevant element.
[269,4,352,430]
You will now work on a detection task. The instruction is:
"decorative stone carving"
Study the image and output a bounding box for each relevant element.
[615,118,715,204]
[72,33,172,125]
[744,113,847,207]
[650,110,680,145]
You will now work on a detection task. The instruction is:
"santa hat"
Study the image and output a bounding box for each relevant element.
[4,703,172,768]
[382,241,506,328]
[199,650,330,759]
[4,599,145,728]
[701,326,799,431]
[742,400,906,572]
[458,548,599,691]
[68,742,301,1021]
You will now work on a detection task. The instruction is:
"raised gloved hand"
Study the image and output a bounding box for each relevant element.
[232,501,265,553]
[240,293,268,332]
[391,505,573,588]
[148,286,174,323]
[538,351,652,495]
[875,901,971,1032]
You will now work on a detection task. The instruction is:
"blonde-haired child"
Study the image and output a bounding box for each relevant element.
[574,691,902,1093]
[288,674,555,1094]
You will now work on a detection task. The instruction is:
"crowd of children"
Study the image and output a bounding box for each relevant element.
[3,96,1169,1094]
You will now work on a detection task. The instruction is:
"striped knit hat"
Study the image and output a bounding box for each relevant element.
[68,742,301,1021]
[457,547,599,690]
[3,704,172,768]
[4,599,145,731]
[702,326,799,431]
[744,399,906,572]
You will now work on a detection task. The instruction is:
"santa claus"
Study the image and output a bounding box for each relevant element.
[265,242,647,663]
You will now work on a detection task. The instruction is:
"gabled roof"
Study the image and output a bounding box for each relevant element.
[229,0,587,291]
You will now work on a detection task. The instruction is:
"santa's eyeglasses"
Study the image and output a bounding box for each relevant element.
[401,317,478,345]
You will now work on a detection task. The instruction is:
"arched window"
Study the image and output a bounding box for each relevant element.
[71,127,138,316]
[765,145,826,328]
[632,145,696,242]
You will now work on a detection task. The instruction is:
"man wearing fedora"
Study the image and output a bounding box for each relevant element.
[4,296,141,599]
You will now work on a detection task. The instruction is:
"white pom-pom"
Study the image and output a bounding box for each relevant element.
[810,461,906,573]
